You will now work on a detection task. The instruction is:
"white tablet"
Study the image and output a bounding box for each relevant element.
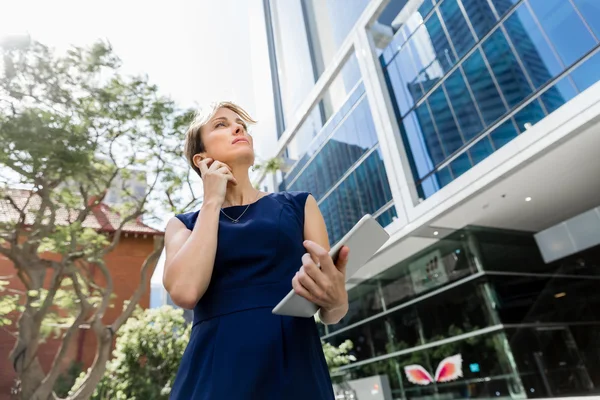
[272,214,390,318]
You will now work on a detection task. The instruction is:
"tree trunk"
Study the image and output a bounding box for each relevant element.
[67,326,112,400]
[10,310,45,400]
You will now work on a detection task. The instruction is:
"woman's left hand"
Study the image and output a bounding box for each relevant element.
[292,240,349,313]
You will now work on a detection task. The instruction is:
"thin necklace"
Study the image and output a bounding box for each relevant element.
[220,191,261,223]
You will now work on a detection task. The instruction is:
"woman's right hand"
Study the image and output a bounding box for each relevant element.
[198,158,238,207]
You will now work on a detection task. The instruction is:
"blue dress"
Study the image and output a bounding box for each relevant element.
[170,191,334,400]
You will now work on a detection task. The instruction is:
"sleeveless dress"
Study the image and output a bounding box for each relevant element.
[170,191,334,400]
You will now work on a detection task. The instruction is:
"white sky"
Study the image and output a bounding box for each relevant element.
[0,0,280,201]
[0,0,279,156]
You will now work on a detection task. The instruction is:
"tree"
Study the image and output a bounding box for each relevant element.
[0,37,195,400]
[71,305,191,400]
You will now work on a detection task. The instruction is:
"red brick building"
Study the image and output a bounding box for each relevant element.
[0,189,163,399]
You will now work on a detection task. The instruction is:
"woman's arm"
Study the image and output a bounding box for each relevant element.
[162,201,221,309]
[293,194,349,325]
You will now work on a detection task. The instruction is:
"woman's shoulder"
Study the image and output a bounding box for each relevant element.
[173,209,200,231]
[269,191,311,207]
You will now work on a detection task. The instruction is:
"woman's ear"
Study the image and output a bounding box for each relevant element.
[193,153,206,169]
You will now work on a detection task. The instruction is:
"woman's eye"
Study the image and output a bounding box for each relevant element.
[215,122,225,128]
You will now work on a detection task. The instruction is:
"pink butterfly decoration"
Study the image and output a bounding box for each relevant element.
[404,354,463,385]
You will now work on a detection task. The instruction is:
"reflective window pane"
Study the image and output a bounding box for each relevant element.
[428,86,465,155]
[397,45,424,103]
[541,75,578,114]
[439,0,476,59]
[482,28,533,108]
[418,0,435,19]
[375,206,397,228]
[384,59,411,117]
[504,3,563,89]
[332,282,383,331]
[469,136,495,165]
[513,99,546,133]
[462,49,507,125]
[399,111,436,180]
[489,118,519,149]
[528,0,596,67]
[572,0,600,39]
[444,68,484,141]
[461,0,497,40]
[327,317,390,361]
[415,103,446,166]
[386,307,422,351]
[570,50,600,93]
[319,148,393,245]
[489,0,520,18]
[436,165,454,187]
[418,282,491,343]
[449,152,472,178]
[423,11,457,74]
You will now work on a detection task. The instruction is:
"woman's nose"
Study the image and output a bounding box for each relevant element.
[232,123,243,135]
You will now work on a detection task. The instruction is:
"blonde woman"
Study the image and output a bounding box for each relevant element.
[163,102,350,399]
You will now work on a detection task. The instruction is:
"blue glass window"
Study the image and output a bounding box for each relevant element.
[489,119,519,149]
[449,152,472,178]
[461,0,497,40]
[386,59,413,117]
[528,0,596,67]
[415,103,446,166]
[570,50,600,92]
[513,99,546,133]
[397,45,424,104]
[482,29,533,108]
[489,0,520,18]
[439,0,476,59]
[469,136,495,165]
[540,76,578,115]
[376,207,397,228]
[462,49,507,125]
[424,11,457,74]
[419,175,440,199]
[504,3,563,89]
[400,111,436,179]
[572,0,600,39]
[428,86,465,156]
[419,0,435,19]
[320,149,393,245]
[418,166,454,199]
[444,68,484,141]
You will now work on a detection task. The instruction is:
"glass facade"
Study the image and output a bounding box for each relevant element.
[268,0,370,127]
[381,0,600,200]
[278,54,395,245]
[324,227,600,398]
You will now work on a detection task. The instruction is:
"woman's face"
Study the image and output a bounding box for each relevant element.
[199,107,255,167]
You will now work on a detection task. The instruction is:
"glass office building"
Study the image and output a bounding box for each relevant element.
[381,0,600,200]
[259,0,600,399]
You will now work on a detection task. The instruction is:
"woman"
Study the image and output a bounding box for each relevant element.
[164,101,350,399]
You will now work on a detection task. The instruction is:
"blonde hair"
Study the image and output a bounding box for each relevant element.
[184,101,257,177]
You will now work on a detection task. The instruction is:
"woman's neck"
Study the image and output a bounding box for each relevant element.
[222,168,260,207]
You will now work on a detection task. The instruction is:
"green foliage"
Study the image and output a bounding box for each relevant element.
[0,279,22,326]
[0,37,192,398]
[322,340,357,371]
[253,157,282,174]
[71,306,191,400]
[54,361,83,398]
